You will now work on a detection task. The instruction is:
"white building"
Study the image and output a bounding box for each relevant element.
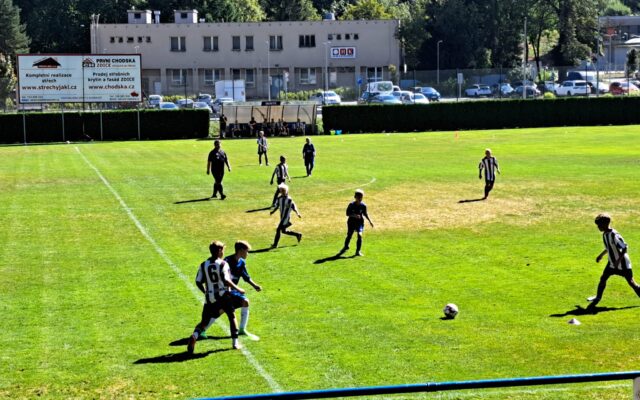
[91,10,401,98]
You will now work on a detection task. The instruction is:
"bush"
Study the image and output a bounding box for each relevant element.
[543,92,556,99]
[0,109,209,144]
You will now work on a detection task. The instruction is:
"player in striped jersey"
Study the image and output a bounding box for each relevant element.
[587,214,640,309]
[187,241,245,353]
[478,148,500,199]
[270,184,302,248]
[270,155,291,206]
[339,189,374,257]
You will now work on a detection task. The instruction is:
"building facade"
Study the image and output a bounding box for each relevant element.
[91,10,401,99]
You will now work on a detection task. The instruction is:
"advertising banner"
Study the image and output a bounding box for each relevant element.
[330,47,356,59]
[17,54,142,103]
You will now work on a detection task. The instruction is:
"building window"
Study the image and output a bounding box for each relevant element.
[354,34,359,40]
[345,34,350,40]
[245,36,254,51]
[118,37,124,43]
[232,36,241,51]
[170,36,186,52]
[328,34,333,40]
[134,13,141,19]
[204,69,215,85]
[269,35,283,50]
[146,36,151,43]
[232,68,241,80]
[245,69,255,87]
[336,34,342,40]
[215,69,223,81]
[127,37,134,43]
[110,37,115,43]
[181,12,187,19]
[299,35,316,48]
[171,69,187,85]
[300,68,316,84]
[138,36,143,43]
[203,36,218,51]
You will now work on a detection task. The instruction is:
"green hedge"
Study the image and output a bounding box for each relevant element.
[0,109,210,144]
[322,97,640,134]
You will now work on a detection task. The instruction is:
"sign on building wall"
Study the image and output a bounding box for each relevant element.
[17,54,142,103]
[330,47,356,59]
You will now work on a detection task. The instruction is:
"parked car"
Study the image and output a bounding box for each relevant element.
[159,102,178,110]
[554,80,590,96]
[369,94,402,104]
[464,84,492,97]
[491,83,514,97]
[512,85,541,98]
[196,93,213,106]
[400,92,429,104]
[193,101,213,114]
[587,81,609,94]
[176,98,194,108]
[309,91,342,105]
[420,87,441,101]
[542,81,560,93]
[358,91,379,104]
[609,81,639,95]
[212,97,234,113]
[148,94,163,108]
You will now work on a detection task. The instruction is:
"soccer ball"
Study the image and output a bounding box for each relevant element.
[443,303,459,319]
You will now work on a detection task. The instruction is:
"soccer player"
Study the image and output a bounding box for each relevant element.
[270,184,302,248]
[199,240,262,341]
[257,131,269,166]
[270,155,291,206]
[339,189,374,257]
[302,137,316,176]
[207,140,231,200]
[478,148,500,199]
[587,213,640,309]
[187,241,245,353]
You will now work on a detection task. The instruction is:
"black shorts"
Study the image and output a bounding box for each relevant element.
[602,265,633,279]
[201,293,234,320]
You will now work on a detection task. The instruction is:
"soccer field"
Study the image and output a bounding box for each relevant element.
[2,127,640,399]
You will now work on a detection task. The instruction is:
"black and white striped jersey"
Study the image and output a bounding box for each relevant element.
[603,229,632,270]
[195,258,231,303]
[273,163,289,183]
[479,156,499,181]
[257,137,268,151]
[274,195,298,226]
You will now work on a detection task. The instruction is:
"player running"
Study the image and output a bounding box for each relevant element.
[587,213,640,310]
[478,148,500,200]
[187,241,245,353]
[270,184,302,248]
[270,155,291,206]
[339,189,374,257]
[198,240,262,341]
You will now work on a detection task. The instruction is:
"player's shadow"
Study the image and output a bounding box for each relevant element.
[169,336,230,346]
[314,252,357,264]
[133,349,230,364]
[292,175,308,179]
[458,198,486,203]
[174,197,212,204]
[250,245,291,254]
[246,206,272,213]
[549,304,639,317]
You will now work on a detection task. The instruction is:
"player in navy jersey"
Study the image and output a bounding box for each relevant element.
[587,213,640,310]
[302,138,316,176]
[270,184,302,248]
[478,148,500,199]
[187,241,245,353]
[207,140,231,200]
[339,189,374,257]
[199,241,262,341]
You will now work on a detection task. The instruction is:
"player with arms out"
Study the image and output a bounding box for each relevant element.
[187,241,245,353]
[339,189,374,257]
[478,148,500,200]
[270,184,302,248]
[587,213,640,310]
[199,240,262,341]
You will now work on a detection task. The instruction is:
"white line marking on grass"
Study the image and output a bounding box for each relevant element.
[336,177,377,192]
[75,146,283,393]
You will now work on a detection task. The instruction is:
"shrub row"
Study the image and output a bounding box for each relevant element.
[0,109,210,144]
[322,96,640,134]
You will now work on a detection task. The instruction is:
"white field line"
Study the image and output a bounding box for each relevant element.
[75,146,283,393]
[336,177,377,192]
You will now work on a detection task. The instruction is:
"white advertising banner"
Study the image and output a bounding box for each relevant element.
[330,47,356,59]
[17,54,142,103]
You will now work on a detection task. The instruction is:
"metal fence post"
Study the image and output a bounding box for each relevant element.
[634,377,640,400]
[22,112,27,145]
[61,105,66,142]
[99,107,103,141]
[137,105,141,140]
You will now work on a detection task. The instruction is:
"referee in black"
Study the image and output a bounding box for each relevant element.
[478,148,500,199]
[207,140,231,200]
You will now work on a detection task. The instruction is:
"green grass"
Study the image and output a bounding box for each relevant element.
[1,126,640,399]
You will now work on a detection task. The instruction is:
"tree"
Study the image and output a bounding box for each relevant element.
[0,0,30,55]
[398,0,429,69]
[260,0,320,21]
[626,48,638,76]
[544,0,598,66]
[342,0,392,20]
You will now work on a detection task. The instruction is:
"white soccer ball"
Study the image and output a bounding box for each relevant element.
[443,303,459,319]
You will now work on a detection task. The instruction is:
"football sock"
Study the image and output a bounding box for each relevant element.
[240,307,249,330]
[192,330,200,340]
[232,338,239,348]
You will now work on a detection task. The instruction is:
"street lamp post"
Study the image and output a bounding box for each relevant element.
[437,40,443,85]
[265,40,271,101]
[323,41,331,105]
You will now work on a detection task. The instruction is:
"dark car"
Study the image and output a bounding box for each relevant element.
[512,85,541,98]
[420,87,441,101]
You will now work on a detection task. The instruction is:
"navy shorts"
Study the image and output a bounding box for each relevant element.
[347,222,364,234]
[230,290,247,309]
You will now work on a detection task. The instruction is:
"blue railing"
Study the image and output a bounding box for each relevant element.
[198,371,640,400]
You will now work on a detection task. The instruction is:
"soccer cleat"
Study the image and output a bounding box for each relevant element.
[220,194,227,200]
[238,329,260,341]
[187,334,197,354]
[199,331,208,339]
[586,295,598,302]
[297,233,303,243]
[355,251,364,257]
[211,194,217,199]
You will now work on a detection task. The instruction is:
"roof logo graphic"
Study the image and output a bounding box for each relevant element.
[32,57,61,68]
